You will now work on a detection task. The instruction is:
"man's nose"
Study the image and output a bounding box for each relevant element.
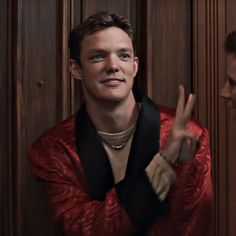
[220,81,231,99]
[105,55,119,73]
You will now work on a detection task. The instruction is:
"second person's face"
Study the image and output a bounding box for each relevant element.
[220,53,236,109]
[78,26,138,105]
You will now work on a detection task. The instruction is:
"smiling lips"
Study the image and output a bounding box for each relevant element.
[101,78,125,86]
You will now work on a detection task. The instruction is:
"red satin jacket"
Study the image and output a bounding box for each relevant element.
[28,96,213,236]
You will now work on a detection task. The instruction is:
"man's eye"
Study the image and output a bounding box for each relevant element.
[90,54,104,61]
[119,53,131,60]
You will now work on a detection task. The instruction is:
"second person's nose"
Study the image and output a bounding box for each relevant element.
[220,81,232,99]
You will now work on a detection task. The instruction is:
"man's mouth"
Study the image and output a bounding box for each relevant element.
[101,78,125,85]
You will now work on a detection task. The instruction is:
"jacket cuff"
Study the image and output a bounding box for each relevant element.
[146,152,177,201]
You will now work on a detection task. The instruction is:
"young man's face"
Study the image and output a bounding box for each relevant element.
[74,26,138,104]
[220,53,236,109]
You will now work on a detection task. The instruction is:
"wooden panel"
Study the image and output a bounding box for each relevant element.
[58,0,72,120]
[228,114,236,236]
[0,1,12,236]
[16,0,66,235]
[227,0,236,32]
[23,0,58,143]
[192,0,227,235]
[82,0,136,20]
[144,0,192,107]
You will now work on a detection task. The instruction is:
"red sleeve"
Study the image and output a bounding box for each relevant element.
[27,135,134,236]
[175,127,213,235]
[149,127,214,235]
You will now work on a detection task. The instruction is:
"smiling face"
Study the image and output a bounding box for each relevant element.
[70,26,138,106]
[220,53,236,109]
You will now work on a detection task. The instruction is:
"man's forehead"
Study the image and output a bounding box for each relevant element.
[83,27,132,42]
[81,27,134,52]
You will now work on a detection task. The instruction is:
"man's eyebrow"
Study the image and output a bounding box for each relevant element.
[87,48,133,54]
[118,48,133,52]
[88,49,107,54]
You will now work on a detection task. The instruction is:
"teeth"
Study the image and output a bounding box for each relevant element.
[104,80,121,83]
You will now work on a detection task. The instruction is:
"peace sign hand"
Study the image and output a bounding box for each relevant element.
[161,85,199,164]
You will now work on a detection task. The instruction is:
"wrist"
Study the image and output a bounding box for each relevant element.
[159,151,178,166]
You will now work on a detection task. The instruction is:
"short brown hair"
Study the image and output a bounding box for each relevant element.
[68,12,134,65]
[225,31,236,54]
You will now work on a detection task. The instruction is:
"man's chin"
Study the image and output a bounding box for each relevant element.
[102,92,130,102]
[99,95,125,104]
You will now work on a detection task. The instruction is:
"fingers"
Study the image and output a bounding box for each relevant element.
[165,85,197,164]
[175,85,196,127]
[175,85,185,123]
[182,94,196,125]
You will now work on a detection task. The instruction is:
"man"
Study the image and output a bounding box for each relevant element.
[28,12,213,235]
[220,30,236,111]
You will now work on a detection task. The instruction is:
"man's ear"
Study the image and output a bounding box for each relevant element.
[133,56,139,77]
[69,59,82,80]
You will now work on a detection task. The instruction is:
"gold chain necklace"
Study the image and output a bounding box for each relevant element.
[98,124,136,150]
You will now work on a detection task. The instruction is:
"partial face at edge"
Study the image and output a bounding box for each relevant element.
[71,26,138,105]
[220,53,236,109]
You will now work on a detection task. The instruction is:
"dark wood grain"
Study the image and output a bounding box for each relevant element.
[0,1,11,235]
[15,0,65,235]
[144,0,192,108]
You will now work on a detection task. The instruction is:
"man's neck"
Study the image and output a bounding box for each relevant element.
[85,93,139,133]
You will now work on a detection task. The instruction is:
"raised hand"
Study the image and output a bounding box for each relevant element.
[161,85,198,164]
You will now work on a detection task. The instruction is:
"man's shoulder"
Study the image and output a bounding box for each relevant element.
[29,114,77,150]
[27,114,80,180]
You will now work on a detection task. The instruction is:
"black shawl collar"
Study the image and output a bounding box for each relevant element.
[75,91,160,200]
